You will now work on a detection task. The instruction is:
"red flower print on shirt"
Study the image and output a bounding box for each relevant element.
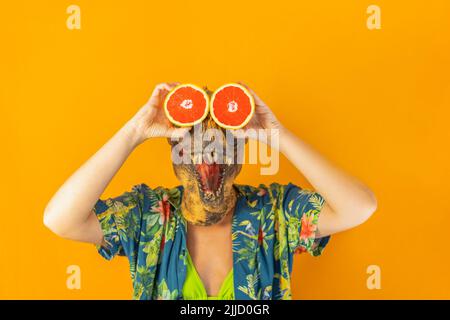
[300,213,317,241]
[152,194,171,225]
[294,246,307,254]
[160,234,166,251]
[258,226,265,245]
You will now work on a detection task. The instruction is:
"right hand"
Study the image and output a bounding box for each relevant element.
[127,82,191,145]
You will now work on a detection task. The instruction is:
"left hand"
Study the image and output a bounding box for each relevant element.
[237,82,284,147]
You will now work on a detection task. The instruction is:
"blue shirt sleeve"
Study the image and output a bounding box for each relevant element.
[93,184,145,260]
[281,183,330,256]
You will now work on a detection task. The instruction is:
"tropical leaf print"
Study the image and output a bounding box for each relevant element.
[237,270,260,300]
[155,279,178,300]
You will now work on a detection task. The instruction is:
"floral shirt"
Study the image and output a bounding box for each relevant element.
[94,183,330,300]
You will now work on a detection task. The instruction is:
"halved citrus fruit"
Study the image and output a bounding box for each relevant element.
[164,84,209,127]
[210,83,255,129]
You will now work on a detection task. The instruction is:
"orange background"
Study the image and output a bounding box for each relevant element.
[1,1,449,299]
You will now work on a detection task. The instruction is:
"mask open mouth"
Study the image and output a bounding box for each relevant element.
[194,162,226,201]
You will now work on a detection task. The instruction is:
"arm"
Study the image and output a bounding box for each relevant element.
[278,128,377,237]
[43,83,187,245]
[240,82,377,237]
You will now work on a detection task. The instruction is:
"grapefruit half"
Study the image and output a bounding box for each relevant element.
[164,84,209,127]
[210,83,255,129]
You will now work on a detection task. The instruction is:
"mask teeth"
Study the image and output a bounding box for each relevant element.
[203,190,213,199]
[215,181,223,196]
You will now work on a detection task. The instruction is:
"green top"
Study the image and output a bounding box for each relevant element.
[182,250,234,300]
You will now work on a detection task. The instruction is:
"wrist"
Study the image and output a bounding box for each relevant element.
[278,125,290,139]
[277,126,292,153]
[121,120,144,149]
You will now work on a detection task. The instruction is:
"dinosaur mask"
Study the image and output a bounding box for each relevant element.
[168,115,245,226]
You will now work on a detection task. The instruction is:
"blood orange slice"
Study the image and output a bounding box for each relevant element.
[210,83,255,129]
[164,84,209,127]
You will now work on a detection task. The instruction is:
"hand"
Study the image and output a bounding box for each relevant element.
[237,82,284,147]
[127,82,191,145]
